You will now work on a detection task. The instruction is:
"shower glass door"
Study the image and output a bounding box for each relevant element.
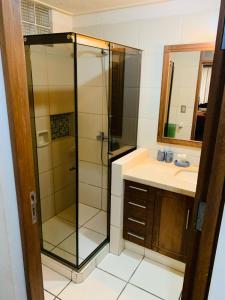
[76,42,110,265]
[28,41,78,266]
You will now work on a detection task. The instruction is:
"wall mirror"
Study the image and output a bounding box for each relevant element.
[157,43,215,147]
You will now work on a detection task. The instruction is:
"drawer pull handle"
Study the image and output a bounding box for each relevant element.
[127,232,145,240]
[128,217,146,226]
[129,185,148,193]
[128,201,146,209]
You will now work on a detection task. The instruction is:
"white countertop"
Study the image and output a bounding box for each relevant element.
[123,158,198,197]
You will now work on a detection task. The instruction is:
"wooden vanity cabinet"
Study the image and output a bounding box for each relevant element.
[123,180,194,262]
[152,190,193,262]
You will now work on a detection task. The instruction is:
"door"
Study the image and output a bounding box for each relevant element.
[182,0,225,298]
[0,1,44,299]
[153,190,193,262]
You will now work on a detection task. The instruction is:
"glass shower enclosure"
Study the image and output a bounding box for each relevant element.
[24,32,142,269]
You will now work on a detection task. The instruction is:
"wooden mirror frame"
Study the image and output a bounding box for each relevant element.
[157,43,215,148]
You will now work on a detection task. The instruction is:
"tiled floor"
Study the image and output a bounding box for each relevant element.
[43,249,184,300]
[42,203,107,263]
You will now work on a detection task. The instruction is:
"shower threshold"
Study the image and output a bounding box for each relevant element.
[42,242,109,283]
[41,203,109,280]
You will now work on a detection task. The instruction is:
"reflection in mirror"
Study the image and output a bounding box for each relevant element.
[158,43,214,147]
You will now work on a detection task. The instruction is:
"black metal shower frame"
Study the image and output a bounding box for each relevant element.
[24,32,141,271]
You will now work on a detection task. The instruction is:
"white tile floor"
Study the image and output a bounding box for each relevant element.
[42,203,107,263]
[43,249,184,300]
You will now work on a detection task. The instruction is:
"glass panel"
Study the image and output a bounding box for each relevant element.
[77,44,109,264]
[28,43,78,266]
[35,3,51,28]
[21,0,35,23]
[109,44,142,154]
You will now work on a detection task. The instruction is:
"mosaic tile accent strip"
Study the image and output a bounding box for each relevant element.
[50,113,71,139]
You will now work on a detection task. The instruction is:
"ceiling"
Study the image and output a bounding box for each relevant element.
[36,0,167,15]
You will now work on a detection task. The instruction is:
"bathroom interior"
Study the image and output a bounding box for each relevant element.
[20,0,221,299]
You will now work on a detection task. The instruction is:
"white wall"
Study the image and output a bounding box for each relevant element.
[52,10,72,32]
[72,0,220,165]
[208,204,225,300]
[0,51,27,299]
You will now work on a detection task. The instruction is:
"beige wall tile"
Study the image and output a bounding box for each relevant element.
[39,170,54,199]
[102,189,108,211]
[79,182,102,209]
[35,116,51,133]
[78,138,100,164]
[37,145,53,173]
[47,53,74,86]
[79,161,102,187]
[49,85,75,115]
[52,137,75,167]
[54,184,76,214]
[102,166,108,189]
[41,195,55,223]
[33,85,49,117]
[78,86,103,114]
[30,50,48,85]
[78,113,102,139]
[53,161,76,192]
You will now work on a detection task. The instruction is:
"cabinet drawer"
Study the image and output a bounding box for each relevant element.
[124,195,147,208]
[125,216,147,235]
[125,199,148,220]
[123,229,145,247]
[125,181,149,201]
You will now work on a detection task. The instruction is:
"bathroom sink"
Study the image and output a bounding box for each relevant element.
[175,169,198,184]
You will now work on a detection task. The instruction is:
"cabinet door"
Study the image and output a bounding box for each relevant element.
[153,190,193,262]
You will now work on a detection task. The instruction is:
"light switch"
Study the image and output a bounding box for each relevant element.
[181,105,186,113]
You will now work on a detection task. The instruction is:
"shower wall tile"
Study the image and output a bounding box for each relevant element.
[33,85,49,117]
[30,51,48,85]
[39,170,54,199]
[35,116,51,134]
[78,86,103,114]
[102,166,108,189]
[37,145,53,173]
[47,54,74,86]
[53,161,75,192]
[102,115,108,134]
[78,113,102,139]
[102,189,108,211]
[79,138,100,164]
[41,195,55,223]
[49,85,74,115]
[54,184,76,214]
[52,137,75,167]
[79,182,102,209]
[46,44,73,57]
[79,161,102,187]
[77,57,103,87]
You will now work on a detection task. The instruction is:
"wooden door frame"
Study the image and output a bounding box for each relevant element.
[182,0,225,299]
[0,0,44,299]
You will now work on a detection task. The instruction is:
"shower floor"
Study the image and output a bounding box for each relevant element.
[42,203,107,265]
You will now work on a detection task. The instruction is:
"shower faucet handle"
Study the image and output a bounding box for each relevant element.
[96,131,108,141]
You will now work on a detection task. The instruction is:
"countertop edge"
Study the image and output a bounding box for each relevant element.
[123,174,196,198]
